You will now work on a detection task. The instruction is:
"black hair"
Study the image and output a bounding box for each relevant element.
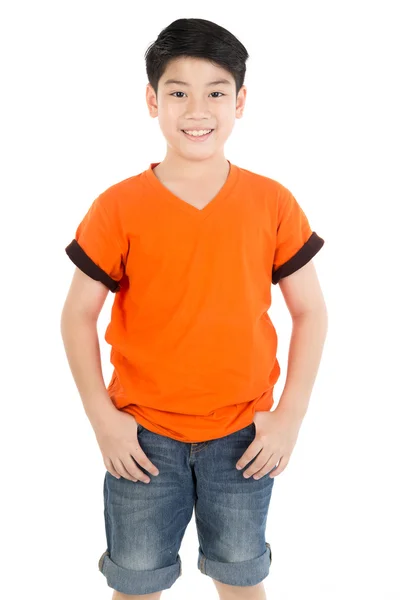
[144,18,249,98]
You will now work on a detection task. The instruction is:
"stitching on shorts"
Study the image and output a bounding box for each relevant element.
[190,442,210,454]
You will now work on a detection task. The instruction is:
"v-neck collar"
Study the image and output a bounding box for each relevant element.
[144,159,240,219]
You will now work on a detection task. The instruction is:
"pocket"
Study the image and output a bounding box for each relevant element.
[239,422,255,433]
[241,422,256,437]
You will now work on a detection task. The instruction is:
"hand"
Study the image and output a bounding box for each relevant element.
[93,408,159,483]
[236,409,301,479]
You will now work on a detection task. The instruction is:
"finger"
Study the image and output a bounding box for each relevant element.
[243,452,278,478]
[126,455,153,483]
[253,455,283,479]
[104,458,122,480]
[236,440,263,470]
[115,456,150,483]
[131,444,160,477]
[269,456,289,478]
[252,459,280,479]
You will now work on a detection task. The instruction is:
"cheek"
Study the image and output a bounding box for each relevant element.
[214,116,236,137]
[215,106,236,126]
[158,106,182,132]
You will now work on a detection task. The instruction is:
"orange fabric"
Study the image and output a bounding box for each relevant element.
[67,161,322,442]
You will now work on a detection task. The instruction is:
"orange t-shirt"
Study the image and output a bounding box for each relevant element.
[65,161,324,442]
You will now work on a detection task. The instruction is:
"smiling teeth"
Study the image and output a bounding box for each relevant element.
[183,129,212,136]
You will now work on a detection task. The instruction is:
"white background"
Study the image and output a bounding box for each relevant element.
[1,1,399,599]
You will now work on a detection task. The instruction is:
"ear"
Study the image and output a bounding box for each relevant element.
[236,85,247,118]
[146,83,158,118]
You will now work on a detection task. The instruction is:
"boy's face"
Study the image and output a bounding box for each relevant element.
[146,57,246,162]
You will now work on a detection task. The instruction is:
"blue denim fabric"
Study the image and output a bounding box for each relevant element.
[98,421,274,595]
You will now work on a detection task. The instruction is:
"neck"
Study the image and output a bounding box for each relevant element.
[157,152,229,180]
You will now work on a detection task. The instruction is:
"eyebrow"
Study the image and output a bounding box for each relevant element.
[163,78,232,87]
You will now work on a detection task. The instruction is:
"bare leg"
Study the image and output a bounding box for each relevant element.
[112,591,162,600]
[212,579,267,600]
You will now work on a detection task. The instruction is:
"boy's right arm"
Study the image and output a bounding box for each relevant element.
[60,267,159,482]
[60,266,117,431]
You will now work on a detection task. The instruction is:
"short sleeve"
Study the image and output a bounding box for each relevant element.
[65,192,126,293]
[272,186,325,285]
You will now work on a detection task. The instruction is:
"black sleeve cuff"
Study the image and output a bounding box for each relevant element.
[272,231,325,285]
[65,239,121,293]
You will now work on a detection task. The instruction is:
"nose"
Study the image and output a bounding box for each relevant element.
[185,96,211,118]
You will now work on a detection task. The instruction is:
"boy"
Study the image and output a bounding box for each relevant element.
[61,17,328,600]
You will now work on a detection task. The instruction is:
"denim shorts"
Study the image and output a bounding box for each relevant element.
[98,421,274,595]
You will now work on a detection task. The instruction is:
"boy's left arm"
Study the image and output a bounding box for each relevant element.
[236,260,328,480]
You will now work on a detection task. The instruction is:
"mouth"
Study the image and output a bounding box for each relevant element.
[181,129,214,142]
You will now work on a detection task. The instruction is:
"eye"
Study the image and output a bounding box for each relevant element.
[170,92,225,98]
